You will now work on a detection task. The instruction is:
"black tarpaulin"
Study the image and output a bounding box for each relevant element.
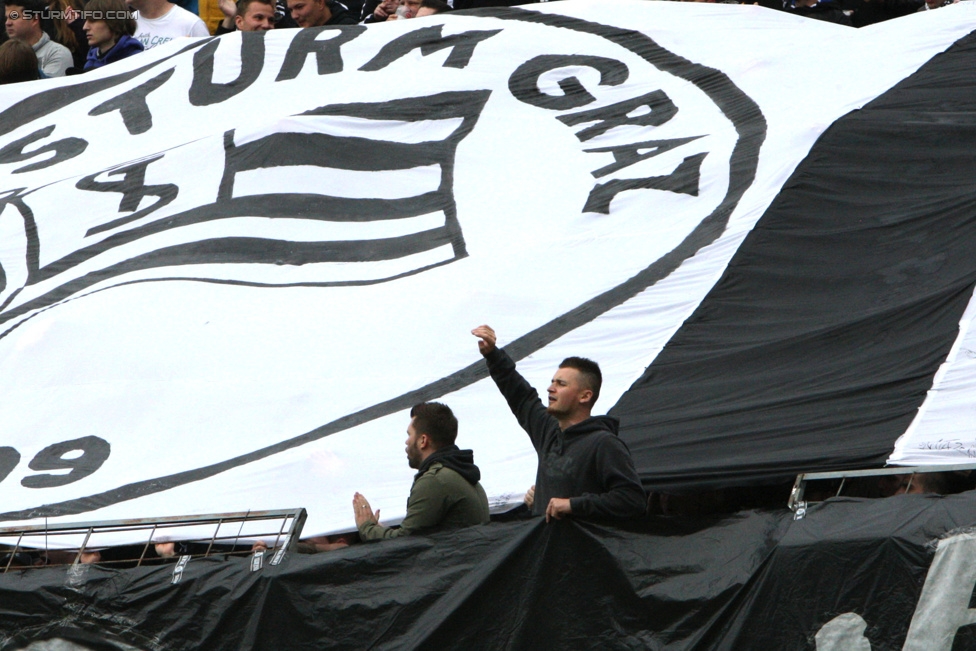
[3,493,976,650]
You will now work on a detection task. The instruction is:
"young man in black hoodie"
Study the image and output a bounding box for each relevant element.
[353,402,490,540]
[472,325,646,522]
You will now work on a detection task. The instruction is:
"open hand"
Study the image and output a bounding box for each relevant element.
[353,492,380,527]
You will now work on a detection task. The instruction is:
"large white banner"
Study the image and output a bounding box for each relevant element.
[0,1,972,539]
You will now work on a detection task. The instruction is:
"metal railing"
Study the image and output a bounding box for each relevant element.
[788,463,976,517]
[0,508,306,573]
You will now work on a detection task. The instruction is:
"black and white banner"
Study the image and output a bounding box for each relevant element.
[0,1,974,536]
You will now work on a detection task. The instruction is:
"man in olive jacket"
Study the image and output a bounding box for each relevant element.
[353,402,490,540]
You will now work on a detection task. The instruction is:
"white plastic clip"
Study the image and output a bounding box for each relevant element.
[793,501,807,521]
[172,554,191,584]
[271,536,290,566]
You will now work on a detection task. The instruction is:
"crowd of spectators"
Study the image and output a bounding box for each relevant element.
[0,0,454,82]
[1,0,963,83]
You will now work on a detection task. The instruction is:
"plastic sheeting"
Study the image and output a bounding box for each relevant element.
[4,492,976,650]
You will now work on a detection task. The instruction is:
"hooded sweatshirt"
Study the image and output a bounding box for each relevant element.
[485,347,646,520]
[358,445,490,540]
[85,35,145,71]
[414,445,481,483]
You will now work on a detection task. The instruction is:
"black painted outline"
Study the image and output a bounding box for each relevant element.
[0,8,766,521]
[0,90,487,334]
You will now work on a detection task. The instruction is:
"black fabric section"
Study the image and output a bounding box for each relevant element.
[359,26,502,72]
[275,25,364,81]
[20,436,110,489]
[0,126,87,174]
[586,135,703,178]
[557,88,678,141]
[98,228,452,266]
[508,54,629,110]
[953,624,976,651]
[224,131,452,173]
[415,445,481,484]
[0,189,40,291]
[0,447,20,484]
[79,155,178,236]
[0,226,454,330]
[0,512,786,649]
[4,493,976,649]
[0,39,208,139]
[87,69,176,136]
[0,194,447,320]
[951,624,976,651]
[188,34,266,107]
[301,90,490,121]
[711,492,976,650]
[612,30,976,492]
[584,152,704,214]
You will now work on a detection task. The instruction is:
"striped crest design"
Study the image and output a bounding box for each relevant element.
[0,90,489,339]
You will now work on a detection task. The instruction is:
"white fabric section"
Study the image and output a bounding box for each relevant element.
[814,613,872,651]
[232,164,443,200]
[0,2,973,543]
[263,116,466,145]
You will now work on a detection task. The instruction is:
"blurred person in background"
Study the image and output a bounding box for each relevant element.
[129,0,208,51]
[46,0,87,71]
[5,0,73,76]
[0,37,40,82]
[415,0,450,15]
[215,0,277,33]
[82,0,144,71]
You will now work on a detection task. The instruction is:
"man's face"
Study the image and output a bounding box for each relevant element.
[83,19,115,51]
[287,0,329,27]
[236,1,275,30]
[415,5,437,16]
[547,367,588,417]
[399,0,421,17]
[5,5,39,42]
[404,418,423,469]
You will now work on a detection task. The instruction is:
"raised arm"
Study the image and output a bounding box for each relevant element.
[472,325,558,453]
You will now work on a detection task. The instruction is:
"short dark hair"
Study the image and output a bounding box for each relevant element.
[7,0,46,17]
[410,402,458,449]
[82,0,136,37]
[559,357,602,406]
[236,0,276,18]
[0,39,39,84]
[419,0,450,12]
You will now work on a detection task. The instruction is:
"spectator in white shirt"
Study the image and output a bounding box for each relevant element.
[128,0,209,50]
